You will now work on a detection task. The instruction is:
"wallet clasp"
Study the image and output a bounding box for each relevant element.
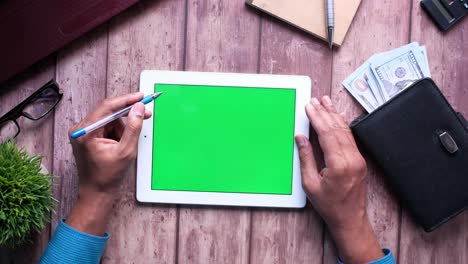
[438,131,459,154]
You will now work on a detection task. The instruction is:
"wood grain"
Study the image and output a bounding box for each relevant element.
[102,1,186,263]
[1,0,466,262]
[324,0,413,262]
[399,3,468,263]
[52,25,108,232]
[249,16,333,264]
[177,1,260,263]
[0,58,55,264]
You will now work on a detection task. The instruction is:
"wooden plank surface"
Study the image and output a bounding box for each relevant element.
[102,1,186,263]
[399,3,468,263]
[324,0,413,262]
[176,1,260,263]
[0,59,55,263]
[1,0,467,263]
[248,15,332,264]
[52,25,109,232]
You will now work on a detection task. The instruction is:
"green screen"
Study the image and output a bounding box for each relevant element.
[152,83,296,194]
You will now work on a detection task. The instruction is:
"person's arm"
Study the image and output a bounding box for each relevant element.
[295,96,396,264]
[40,93,152,264]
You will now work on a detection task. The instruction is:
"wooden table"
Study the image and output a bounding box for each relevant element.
[1,1,467,263]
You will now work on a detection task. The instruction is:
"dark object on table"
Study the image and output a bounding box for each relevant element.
[421,0,467,31]
[351,78,468,232]
[0,80,62,143]
[0,0,139,85]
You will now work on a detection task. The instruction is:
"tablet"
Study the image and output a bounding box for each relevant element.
[137,71,310,208]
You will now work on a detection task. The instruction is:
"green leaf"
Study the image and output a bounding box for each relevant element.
[0,140,55,249]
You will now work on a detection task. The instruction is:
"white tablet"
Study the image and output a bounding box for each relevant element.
[137,71,310,208]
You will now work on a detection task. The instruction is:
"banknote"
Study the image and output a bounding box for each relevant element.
[370,46,426,99]
[419,46,431,77]
[372,43,428,75]
[368,43,429,100]
[342,42,431,112]
[342,58,383,113]
[358,43,418,102]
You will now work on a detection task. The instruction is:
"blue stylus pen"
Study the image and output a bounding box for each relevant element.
[70,92,163,139]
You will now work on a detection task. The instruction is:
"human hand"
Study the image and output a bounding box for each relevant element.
[66,92,151,235]
[69,92,151,196]
[295,96,383,263]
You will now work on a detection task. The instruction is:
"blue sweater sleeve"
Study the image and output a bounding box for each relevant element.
[338,249,395,264]
[39,219,109,264]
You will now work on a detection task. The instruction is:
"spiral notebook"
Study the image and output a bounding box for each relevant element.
[246,0,362,46]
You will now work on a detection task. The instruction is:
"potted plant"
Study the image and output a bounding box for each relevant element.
[0,141,55,249]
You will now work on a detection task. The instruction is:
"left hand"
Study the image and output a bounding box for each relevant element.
[295,96,383,263]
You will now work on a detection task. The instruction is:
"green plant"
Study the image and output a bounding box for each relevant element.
[0,141,55,249]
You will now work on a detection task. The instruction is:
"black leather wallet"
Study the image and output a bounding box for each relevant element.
[350,78,468,232]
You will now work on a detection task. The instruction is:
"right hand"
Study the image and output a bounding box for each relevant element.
[69,92,152,197]
[66,92,151,236]
[295,96,383,263]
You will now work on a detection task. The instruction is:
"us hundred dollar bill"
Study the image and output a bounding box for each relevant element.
[342,60,382,113]
[371,47,425,99]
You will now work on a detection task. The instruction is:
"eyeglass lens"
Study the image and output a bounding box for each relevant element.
[0,120,19,143]
[22,87,60,120]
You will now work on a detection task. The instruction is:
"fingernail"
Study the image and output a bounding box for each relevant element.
[133,92,144,99]
[131,103,145,118]
[323,96,333,106]
[311,97,320,105]
[295,136,308,147]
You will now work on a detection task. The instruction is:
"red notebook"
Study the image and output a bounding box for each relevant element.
[0,0,139,85]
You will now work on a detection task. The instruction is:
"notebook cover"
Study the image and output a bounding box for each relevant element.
[350,78,468,232]
[245,0,362,46]
[0,0,139,85]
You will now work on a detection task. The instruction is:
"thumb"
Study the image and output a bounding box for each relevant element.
[120,102,145,151]
[295,135,320,194]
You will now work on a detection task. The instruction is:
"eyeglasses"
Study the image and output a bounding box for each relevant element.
[0,80,63,143]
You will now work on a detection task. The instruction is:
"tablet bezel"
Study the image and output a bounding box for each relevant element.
[137,70,310,208]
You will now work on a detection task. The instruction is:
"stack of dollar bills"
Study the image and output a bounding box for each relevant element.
[342,42,431,113]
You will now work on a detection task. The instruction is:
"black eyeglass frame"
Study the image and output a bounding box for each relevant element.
[0,79,63,140]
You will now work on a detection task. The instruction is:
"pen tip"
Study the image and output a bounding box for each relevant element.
[327,28,334,49]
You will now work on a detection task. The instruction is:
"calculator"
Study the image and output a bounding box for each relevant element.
[421,0,468,31]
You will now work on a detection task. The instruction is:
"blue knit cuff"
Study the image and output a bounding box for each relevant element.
[338,249,395,264]
[39,219,109,264]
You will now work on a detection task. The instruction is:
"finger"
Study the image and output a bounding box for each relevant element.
[308,97,342,140]
[295,135,320,194]
[321,96,337,113]
[144,110,152,119]
[84,92,145,125]
[320,97,358,151]
[321,96,349,128]
[305,101,341,155]
[120,102,145,154]
[101,92,145,113]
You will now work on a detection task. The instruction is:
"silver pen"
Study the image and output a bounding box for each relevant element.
[70,92,163,139]
[326,0,334,49]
